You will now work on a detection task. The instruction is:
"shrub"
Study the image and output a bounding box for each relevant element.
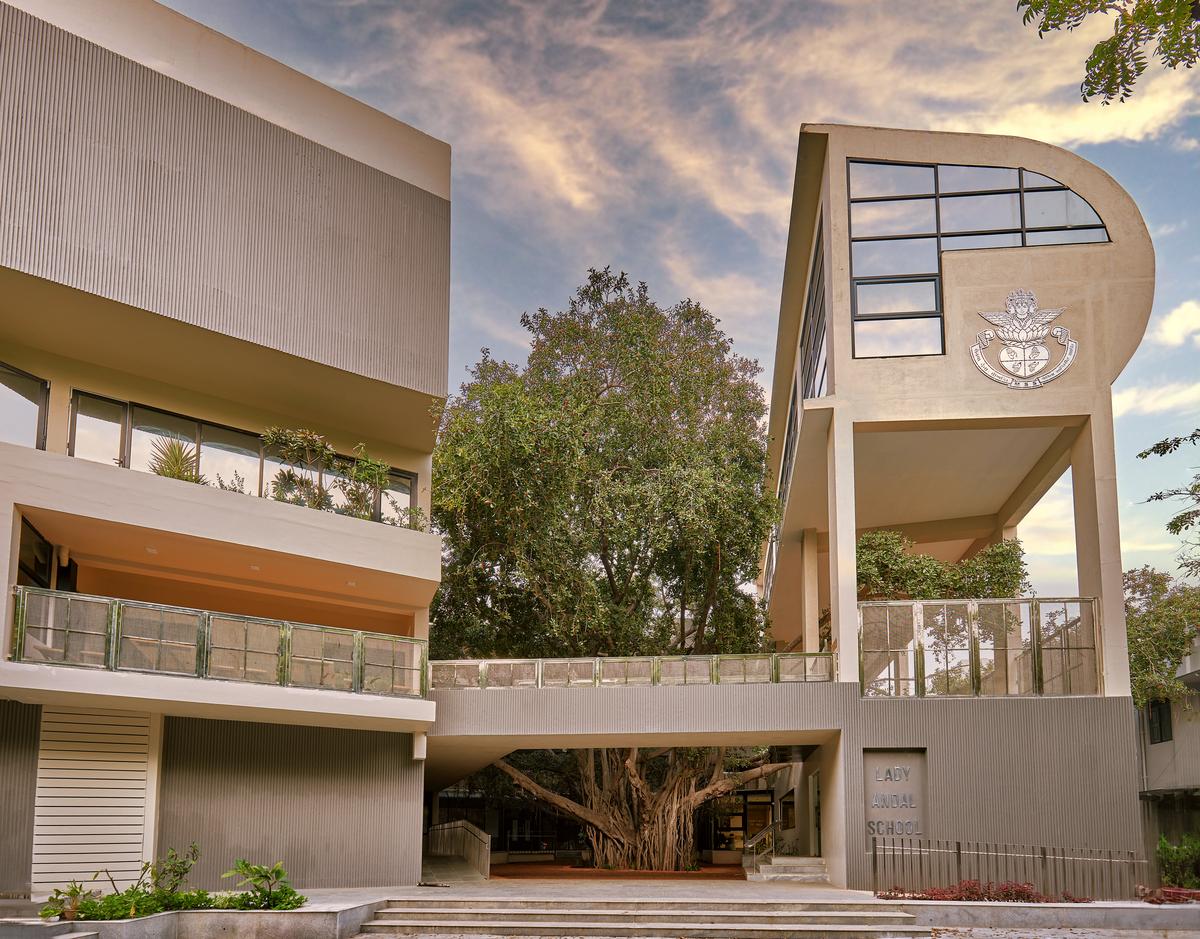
[39,847,306,921]
[1158,834,1200,889]
[878,879,1090,903]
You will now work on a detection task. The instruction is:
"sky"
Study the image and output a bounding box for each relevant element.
[162,0,1200,595]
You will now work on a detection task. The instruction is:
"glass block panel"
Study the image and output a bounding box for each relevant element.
[938,164,1019,193]
[849,162,935,198]
[938,192,1021,233]
[941,232,1023,251]
[1024,189,1101,228]
[855,280,938,316]
[541,661,571,687]
[485,662,517,687]
[244,651,279,684]
[717,657,747,683]
[567,660,595,685]
[246,621,281,654]
[290,626,324,659]
[852,238,938,278]
[1040,648,1067,695]
[658,658,687,685]
[322,659,354,691]
[854,317,943,358]
[743,656,772,683]
[1025,228,1108,245]
[64,629,107,667]
[1063,648,1099,695]
[861,607,889,651]
[778,655,808,682]
[290,658,323,688]
[886,606,917,651]
[851,199,937,237]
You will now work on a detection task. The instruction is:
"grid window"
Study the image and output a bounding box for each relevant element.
[848,161,1108,359]
[0,361,48,449]
[71,393,125,466]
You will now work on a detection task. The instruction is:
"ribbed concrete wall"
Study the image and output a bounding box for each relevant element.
[429,684,1144,889]
[157,718,424,888]
[0,700,39,896]
[0,3,449,397]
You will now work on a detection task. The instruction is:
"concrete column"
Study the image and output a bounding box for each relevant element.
[826,409,858,674]
[1070,408,1131,698]
[801,529,821,653]
[44,381,72,454]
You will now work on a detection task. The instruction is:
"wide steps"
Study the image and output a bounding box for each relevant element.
[370,908,914,926]
[359,898,928,938]
[360,920,926,938]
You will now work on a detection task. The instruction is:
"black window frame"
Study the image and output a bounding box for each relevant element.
[846,159,1110,361]
[1147,699,1173,745]
[798,218,828,399]
[67,391,417,519]
[0,360,50,451]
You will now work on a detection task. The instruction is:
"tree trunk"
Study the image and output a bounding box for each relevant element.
[495,748,790,871]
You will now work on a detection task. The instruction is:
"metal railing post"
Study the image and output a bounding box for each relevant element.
[105,599,121,671]
[871,837,878,895]
[278,622,291,687]
[968,600,981,696]
[351,631,365,693]
[11,586,27,661]
[1031,598,1043,694]
[197,612,210,678]
[479,660,489,689]
[913,602,926,697]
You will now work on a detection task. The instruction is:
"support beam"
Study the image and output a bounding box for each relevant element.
[826,410,858,671]
[996,425,1082,530]
[801,529,820,653]
[1070,411,1130,697]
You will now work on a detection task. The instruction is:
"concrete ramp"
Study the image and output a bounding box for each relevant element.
[421,855,486,884]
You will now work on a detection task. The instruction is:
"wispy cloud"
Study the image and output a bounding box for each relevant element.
[1150,299,1200,348]
[1113,380,1200,418]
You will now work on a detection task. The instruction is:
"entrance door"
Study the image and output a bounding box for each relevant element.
[745,792,773,840]
[808,771,822,856]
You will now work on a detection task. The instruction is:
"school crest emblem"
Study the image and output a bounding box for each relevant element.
[970,289,1078,389]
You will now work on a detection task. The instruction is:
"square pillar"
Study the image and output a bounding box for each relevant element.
[1070,409,1130,698]
[826,409,858,675]
[801,528,821,653]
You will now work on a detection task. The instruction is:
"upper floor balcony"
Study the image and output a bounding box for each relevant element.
[4,584,435,731]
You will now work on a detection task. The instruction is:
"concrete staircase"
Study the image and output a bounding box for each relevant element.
[355,896,929,937]
[747,855,831,883]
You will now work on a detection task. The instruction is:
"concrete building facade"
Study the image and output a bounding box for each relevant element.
[0,1,1161,903]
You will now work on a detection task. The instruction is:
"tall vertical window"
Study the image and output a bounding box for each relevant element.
[0,361,49,449]
[798,221,828,398]
[1147,699,1173,744]
[847,160,1108,359]
[70,392,125,466]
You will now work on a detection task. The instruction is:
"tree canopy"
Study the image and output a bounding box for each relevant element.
[855,529,1031,600]
[1124,566,1199,707]
[1017,0,1200,102]
[430,268,776,661]
[1139,427,1200,578]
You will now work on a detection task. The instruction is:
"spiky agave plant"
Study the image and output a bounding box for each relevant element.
[148,436,208,485]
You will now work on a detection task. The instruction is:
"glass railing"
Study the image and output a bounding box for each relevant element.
[858,597,1099,698]
[10,586,426,698]
[430,652,836,690]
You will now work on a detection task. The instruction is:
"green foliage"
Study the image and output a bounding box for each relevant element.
[1157,833,1200,888]
[1138,428,1200,578]
[432,268,776,660]
[856,529,1030,600]
[148,436,208,485]
[39,846,305,921]
[221,859,305,910]
[263,427,337,509]
[1125,566,1200,708]
[262,428,403,524]
[39,881,98,919]
[1018,0,1200,102]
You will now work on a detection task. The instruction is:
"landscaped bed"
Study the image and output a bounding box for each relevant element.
[41,845,306,923]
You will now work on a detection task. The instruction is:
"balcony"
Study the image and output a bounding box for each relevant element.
[858,597,1100,698]
[430,652,836,690]
[11,585,426,698]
